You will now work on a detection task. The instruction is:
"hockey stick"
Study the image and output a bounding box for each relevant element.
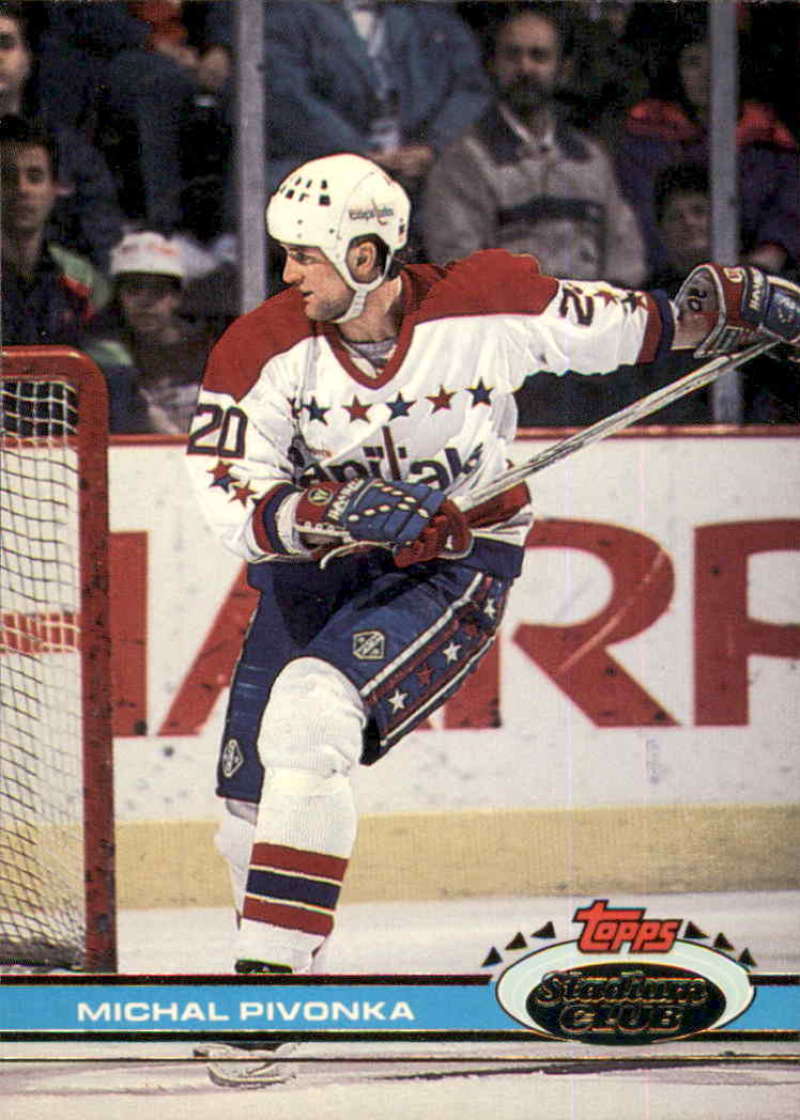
[320,339,778,567]
[457,338,778,511]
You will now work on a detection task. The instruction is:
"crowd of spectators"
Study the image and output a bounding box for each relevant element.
[1,1,798,431]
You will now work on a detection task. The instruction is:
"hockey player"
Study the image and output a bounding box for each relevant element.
[186,152,800,1085]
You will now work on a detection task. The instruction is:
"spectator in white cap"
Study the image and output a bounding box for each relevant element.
[110,229,185,340]
[83,230,215,433]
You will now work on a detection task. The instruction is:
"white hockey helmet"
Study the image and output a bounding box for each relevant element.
[266,153,410,321]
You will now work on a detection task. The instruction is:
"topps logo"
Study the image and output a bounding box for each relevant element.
[575,900,680,954]
[494,898,755,1044]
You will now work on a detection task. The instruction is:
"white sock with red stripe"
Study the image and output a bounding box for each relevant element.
[236,769,355,972]
[235,658,364,973]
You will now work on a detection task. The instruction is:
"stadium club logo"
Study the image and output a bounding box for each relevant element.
[488,900,755,1045]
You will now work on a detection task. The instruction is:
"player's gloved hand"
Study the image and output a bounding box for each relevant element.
[295,477,451,550]
[393,499,472,567]
[675,263,800,356]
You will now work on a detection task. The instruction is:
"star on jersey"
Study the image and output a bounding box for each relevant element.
[416,662,433,687]
[468,379,493,407]
[231,481,257,506]
[621,291,648,313]
[344,395,371,422]
[304,396,330,424]
[484,599,497,620]
[388,688,408,713]
[596,288,620,306]
[287,396,302,420]
[386,392,415,420]
[427,385,455,413]
[208,460,236,491]
[443,641,461,663]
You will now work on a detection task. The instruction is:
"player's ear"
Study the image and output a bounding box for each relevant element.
[347,239,380,283]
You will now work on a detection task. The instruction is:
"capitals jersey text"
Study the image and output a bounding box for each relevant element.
[186,250,670,562]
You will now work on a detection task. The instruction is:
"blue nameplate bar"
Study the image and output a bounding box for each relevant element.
[0,974,796,1041]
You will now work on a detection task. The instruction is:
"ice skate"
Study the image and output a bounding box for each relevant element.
[195,1038,298,1088]
[194,957,298,1087]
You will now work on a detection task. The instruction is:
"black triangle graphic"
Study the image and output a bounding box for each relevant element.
[714,932,735,951]
[532,921,557,939]
[481,947,502,968]
[683,921,708,940]
[738,948,757,968]
[506,932,527,951]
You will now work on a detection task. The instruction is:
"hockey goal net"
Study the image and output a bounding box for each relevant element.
[1,347,116,971]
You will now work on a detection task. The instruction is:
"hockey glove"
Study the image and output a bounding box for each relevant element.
[295,477,462,553]
[393,499,473,567]
[675,263,800,356]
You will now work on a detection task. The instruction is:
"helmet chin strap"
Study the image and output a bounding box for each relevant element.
[330,255,392,324]
[331,285,369,325]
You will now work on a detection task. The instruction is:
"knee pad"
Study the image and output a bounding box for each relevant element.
[253,764,357,888]
[257,657,365,776]
[264,766,352,799]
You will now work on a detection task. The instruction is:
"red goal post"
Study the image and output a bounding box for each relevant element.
[1,347,116,971]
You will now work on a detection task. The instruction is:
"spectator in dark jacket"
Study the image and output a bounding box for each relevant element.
[0,2,124,269]
[1,115,108,346]
[35,1,231,233]
[647,161,798,424]
[648,162,712,292]
[258,0,490,206]
[616,30,800,280]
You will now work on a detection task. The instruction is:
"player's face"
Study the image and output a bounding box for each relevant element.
[491,13,561,114]
[281,244,354,321]
[0,15,31,104]
[0,142,59,236]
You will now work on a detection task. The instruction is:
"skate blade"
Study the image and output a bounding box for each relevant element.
[207,1057,295,1088]
[196,1041,298,1088]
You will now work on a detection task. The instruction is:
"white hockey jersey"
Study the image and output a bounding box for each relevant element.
[186,250,669,562]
